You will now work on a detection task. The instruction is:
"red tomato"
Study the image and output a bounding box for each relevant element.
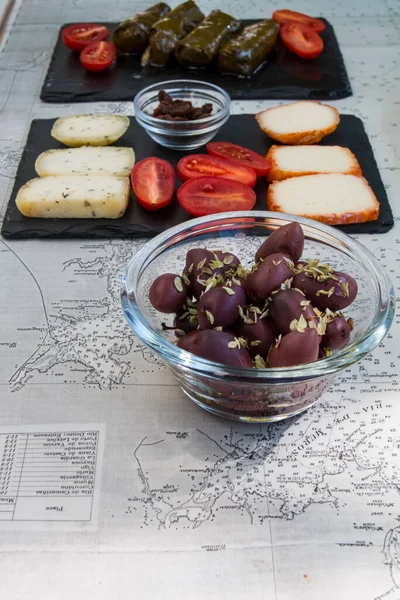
[80,41,115,72]
[131,157,175,211]
[177,177,256,217]
[177,154,256,188]
[62,24,109,52]
[206,142,271,177]
[272,9,325,33]
[280,22,323,60]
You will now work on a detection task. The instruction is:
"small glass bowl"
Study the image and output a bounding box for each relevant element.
[133,79,231,151]
[121,212,395,423]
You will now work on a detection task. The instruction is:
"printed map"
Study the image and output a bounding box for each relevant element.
[1,236,399,599]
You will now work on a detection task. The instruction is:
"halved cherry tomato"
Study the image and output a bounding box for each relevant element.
[62,24,109,52]
[272,9,325,33]
[177,154,256,188]
[177,177,256,217]
[131,157,175,211]
[206,142,271,177]
[280,22,323,60]
[80,41,116,72]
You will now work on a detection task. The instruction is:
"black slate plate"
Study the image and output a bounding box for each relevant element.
[1,114,393,239]
[40,19,351,103]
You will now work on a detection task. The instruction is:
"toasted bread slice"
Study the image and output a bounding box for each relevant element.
[267,174,379,225]
[16,175,130,219]
[266,145,362,182]
[256,101,340,145]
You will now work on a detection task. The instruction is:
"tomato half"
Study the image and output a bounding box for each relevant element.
[206,142,271,177]
[131,157,175,211]
[280,22,323,60]
[272,9,325,33]
[177,177,256,217]
[62,24,109,52]
[177,154,256,188]
[80,41,115,72]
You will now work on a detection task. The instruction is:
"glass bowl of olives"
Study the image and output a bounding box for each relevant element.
[121,212,394,423]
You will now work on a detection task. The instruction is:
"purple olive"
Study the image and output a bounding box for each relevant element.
[322,316,351,350]
[255,222,304,264]
[246,253,293,303]
[149,273,189,314]
[269,288,317,334]
[197,282,246,329]
[334,272,358,307]
[183,248,215,299]
[176,329,197,352]
[233,316,277,358]
[292,270,358,311]
[177,329,253,368]
[213,250,241,276]
[269,329,320,368]
[184,248,214,275]
[173,308,198,338]
[186,276,208,300]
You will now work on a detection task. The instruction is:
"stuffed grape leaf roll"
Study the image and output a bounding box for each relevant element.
[112,3,171,54]
[176,10,242,68]
[142,1,204,66]
[218,19,279,76]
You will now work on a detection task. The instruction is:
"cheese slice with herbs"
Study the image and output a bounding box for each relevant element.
[51,114,130,147]
[35,146,135,177]
[16,175,130,219]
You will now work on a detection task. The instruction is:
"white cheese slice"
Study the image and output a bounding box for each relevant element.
[271,146,360,174]
[267,173,379,225]
[51,114,130,147]
[267,145,362,182]
[16,175,130,219]
[35,146,135,177]
[257,101,339,135]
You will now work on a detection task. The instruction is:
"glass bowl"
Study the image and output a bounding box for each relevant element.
[133,79,231,150]
[121,212,395,423]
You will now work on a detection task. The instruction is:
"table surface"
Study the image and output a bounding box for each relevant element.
[1,1,400,599]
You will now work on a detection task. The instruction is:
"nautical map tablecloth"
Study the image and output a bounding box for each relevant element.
[1,0,400,598]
